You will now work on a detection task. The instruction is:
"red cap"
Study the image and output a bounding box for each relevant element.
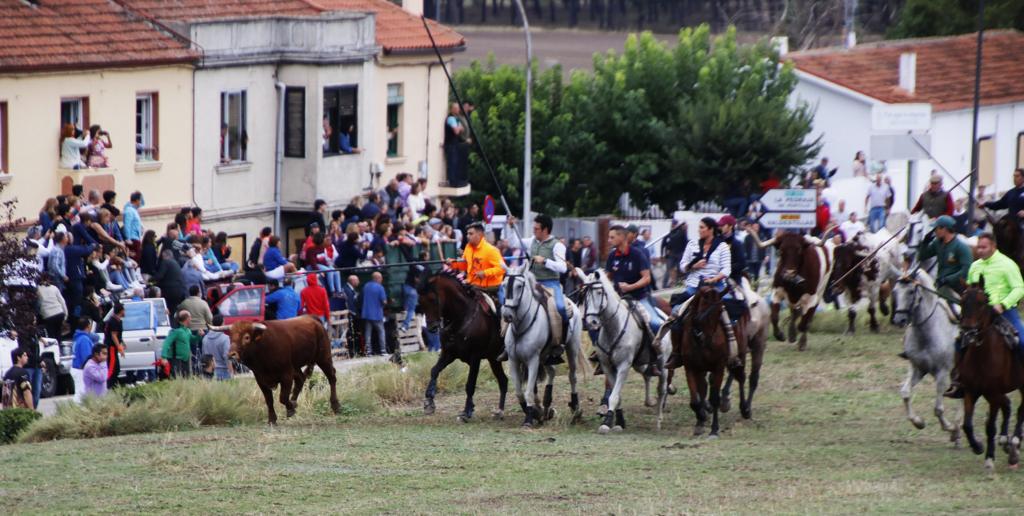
[718,215,737,226]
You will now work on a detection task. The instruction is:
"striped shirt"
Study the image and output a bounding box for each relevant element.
[679,238,731,289]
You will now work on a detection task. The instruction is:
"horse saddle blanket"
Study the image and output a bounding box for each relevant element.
[625,300,657,370]
[995,317,1020,352]
[534,284,568,349]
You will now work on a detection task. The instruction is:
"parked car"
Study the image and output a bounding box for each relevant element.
[1,333,71,398]
[81,298,170,382]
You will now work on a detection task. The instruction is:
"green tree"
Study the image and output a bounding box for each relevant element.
[888,0,1024,39]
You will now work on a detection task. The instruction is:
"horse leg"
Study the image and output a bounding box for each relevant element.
[655,365,668,430]
[457,359,481,423]
[424,350,456,415]
[878,282,890,316]
[796,305,816,351]
[522,356,542,428]
[600,362,629,434]
[598,362,618,434]
[643,375,655,408]
[732,358,749,420]
[845,306,856,335]
[985,395,1001,471]
[509,355,527,421]
[787,305,798,344]
[962,393,984,455]
[487,358,508,420]
[1011,389,1024,469]
[565,337,582,423]
[932,369,959,445]
[278,373,296,418]
[709,368,725,438]
[687,369,706,436]
[720,372,733,413]
[745,338,765,419]
[542,365,556,421]
[257,378,277,425]
[770,302,784,342]
[667,367,677,395]
[999,395,1012,452]
[900,365,926,429]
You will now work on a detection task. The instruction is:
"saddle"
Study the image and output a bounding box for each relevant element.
[624,299,659,371]
[994,317,1020,353]
[533,284,570,349]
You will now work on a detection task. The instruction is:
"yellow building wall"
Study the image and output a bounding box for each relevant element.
[0,65,193,224]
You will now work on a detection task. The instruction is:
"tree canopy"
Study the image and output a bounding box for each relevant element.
[888,0,1024,39]
[453,24,820,216]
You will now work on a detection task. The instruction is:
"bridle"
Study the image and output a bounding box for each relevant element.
[580,279,629,356]
[503,271,542,340]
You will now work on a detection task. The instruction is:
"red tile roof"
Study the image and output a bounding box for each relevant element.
[305,0,464,53]
[789,31,1024,112]
[0,0,198,73]
[118,0,319,21]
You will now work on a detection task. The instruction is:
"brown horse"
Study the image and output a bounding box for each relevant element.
[958,280,1024,471]
[993,215,1024,270]
[671,284,749,437]
[417,271,509,422]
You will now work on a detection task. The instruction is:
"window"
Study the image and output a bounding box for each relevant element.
[387,84,404,157]
[60,98,88,131]
[977,136,995,187]
[323,85,358,155]
[284,87,305,158]
[135,93,159,162]
[0,102,7,173]
[220,91,248,163]
[226,234,247,271]
[1016,132,1024,169]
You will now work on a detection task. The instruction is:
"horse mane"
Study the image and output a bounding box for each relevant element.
[593,268,620,304]
[432,269,479,299]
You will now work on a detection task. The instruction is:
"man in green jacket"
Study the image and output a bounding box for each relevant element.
[162,310,194,378]
[917,215,973,297]
[946,233,1024,397]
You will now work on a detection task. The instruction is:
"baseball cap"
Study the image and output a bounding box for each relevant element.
[718,215,737,227]
[932,215,955,230]
[429,217,442,226]
[625,224,639,234]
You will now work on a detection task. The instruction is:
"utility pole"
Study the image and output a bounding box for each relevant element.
[843,0,858,48]
[513,0,534,232]
[967,0,986,230]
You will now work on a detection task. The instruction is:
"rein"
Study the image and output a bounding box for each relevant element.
[504,273,543,342]
[581,280,630,356]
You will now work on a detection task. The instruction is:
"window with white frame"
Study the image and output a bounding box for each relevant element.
[387,83,403,157]
[60,98,86,130]
[220,91,248,163]
[136,93,158,162]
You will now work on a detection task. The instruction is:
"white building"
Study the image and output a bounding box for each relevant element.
[788,30,1024,212]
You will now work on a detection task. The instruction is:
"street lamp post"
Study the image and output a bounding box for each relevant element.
[966,0,985,230]
[513,0,533,233]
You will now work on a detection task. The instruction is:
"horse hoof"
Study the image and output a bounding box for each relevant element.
[598,425,611,435]
[492,410,505,420]
[522,421,534,429]
[797,335,807,351]
[741,406,752,420]
[719,397,731,413]
[423,401,436,416]
[667,385,677,396]
[545,408,556,421]
[971,444,985,456]
[984,458,995,471]
[456,413,471,424]
[612,425,623,433]
[707,433,719,440]
[597,404,608,416]
[773,332,785,342]
[870,325,880,334]
[911,417,926,430]
[1013,436,1021,447]
[644,400,657,408]
[693,426,705,437]
[1009,463,1020,471]
[999,435,1009,446]
[286,409,296,418]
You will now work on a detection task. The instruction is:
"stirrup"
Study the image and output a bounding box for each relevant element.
[496,351,508,362]
[943,383,964,399]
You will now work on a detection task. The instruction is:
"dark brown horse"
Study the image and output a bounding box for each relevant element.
[417,271,509,422]
[993,215,1024,270]
[671,284,749,437]
[958,280,1024,471]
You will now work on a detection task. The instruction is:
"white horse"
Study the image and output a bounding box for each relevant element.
[720,278,770,419]
[890,269,961,445]
[502,265,586,428]
[577,267,670,433]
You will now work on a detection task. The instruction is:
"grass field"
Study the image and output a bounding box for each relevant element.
[2,311,1023,514]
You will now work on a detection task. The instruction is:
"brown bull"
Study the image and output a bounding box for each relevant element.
[224,316,340,425]
[753,232,833,351]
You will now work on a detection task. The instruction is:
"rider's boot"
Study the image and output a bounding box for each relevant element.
[943,334,965,399]
[496,320,509,362]
[544,316,569,366]
[721,311,741,368]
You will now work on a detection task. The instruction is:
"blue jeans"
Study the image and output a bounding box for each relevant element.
[26,367,42,408]
[1002,309,1024,349]
[537,279,567,324]
[317,265,342,294]
[220,262,239,273]
[425,328,441,352]
[364,320,386,355]
[110,269,132,290]
[214,368,231,381]
[402,284,418,330]
[636,296,664,333]
[868,206,886,233]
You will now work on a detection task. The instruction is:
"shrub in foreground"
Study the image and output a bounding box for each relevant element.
[0,408,42,444]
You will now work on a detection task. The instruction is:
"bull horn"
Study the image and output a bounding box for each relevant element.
[208,325,231,332]
[748,230,775,249]
[253,323,268,331]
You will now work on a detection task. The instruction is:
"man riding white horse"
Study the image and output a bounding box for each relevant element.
[667,216,741,368]
[521,214,569,366]
[602,224,665,376]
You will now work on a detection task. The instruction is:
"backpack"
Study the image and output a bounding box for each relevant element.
[2,379,28,409]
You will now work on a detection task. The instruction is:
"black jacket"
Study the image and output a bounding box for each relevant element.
[725,234,746,283]
[151,258,186,299]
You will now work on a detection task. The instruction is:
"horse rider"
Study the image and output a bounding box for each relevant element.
[446,222,506,308]
[606,224,664,375]
[669,216,740,368]
[982,167,1024,225]
[945,232,1024,398]
[915,215,972,305]
[911,175,954,244]
[522,214,569,365]
[718,215,758,303]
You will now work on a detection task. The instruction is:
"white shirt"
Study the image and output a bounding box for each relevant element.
[679,238,731,289]
[60,135,91,169]
[866,183,891,209]
[406,193,426,216]
[839,220,866,239]
[521,236,568,274]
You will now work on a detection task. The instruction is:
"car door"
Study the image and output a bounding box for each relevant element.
[119,301,159,372]
[214,286,266,324]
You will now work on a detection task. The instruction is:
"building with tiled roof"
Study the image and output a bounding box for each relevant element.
[0,0,199,223]
[786,31,1024,209]
[307,0,465,53]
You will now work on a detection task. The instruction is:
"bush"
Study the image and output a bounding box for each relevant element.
[0,408,42,444]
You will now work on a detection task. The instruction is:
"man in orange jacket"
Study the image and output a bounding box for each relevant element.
[446,222,507,305]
